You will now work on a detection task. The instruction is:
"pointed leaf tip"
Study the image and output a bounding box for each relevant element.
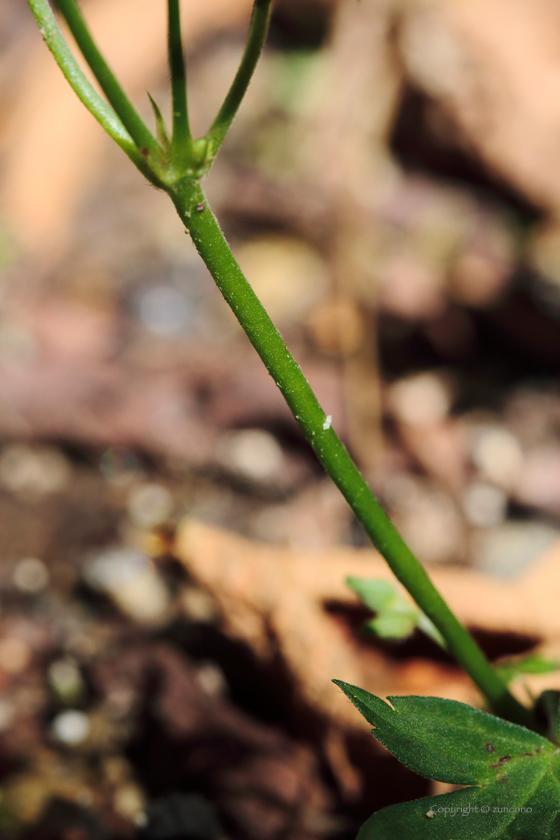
[335,681,560,840]
[334,681,550,785]
[148,93,171,150]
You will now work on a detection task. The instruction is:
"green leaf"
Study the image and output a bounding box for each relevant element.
[347,577,395,612]
[346,576,445,647]
[148,93,171,151]
[366,612,416,640]
[334,680,560,839]
[496,653,560,685]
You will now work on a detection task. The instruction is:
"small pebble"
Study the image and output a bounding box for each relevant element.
[388,373,451,427]
[113,783,146,821]
[51,709,90,745]
[127,483,174,528]
[13,558,49,593]
[218,429,284,482]
[83,548,170,624]
[196,662,228,698]
[471,426,523,489]
[462,483,507,528]
[0,445,70,494]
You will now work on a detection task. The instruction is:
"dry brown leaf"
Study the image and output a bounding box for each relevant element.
[175,518,560,727]
[399,0,560,212]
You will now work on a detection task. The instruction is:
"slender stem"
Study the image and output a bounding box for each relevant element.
[26,0,150,170]
[171,178,531,728]
[54,0,161,160]
[27,0,532,730]
[206,0,273,157]
[167,0,191,165]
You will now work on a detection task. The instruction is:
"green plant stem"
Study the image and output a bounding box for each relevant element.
[206,0,273,157]
[26,0,532,731]
[55,0,161,161]
[167,0,191,164]
[171,177,532,729]
[26,0,149,171]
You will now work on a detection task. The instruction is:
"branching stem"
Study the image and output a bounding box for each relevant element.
[26,0,147,168]
[206,0,273,157]
[167,0,191,165]
[55,0,161,161]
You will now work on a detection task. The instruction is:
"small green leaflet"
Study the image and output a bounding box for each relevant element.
[496,653,560,685]
[334,680,560,839]
[148,93,171,151]
[346,576,445,648]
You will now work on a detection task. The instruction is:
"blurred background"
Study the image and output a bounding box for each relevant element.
[2,0,560,837]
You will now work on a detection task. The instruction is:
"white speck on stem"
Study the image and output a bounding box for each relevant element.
[322,415,332,431]
[426,810,435,819]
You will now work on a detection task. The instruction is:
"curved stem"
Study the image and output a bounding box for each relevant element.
[26,0,147,168]
[55,0,161,160]
[167,0,191,164]
[171,178,531,729]
[206,0,273,157]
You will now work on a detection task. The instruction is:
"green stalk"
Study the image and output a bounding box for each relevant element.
[206,0,273,158]
[26,0,147,169]
[55,0,161,161]
[167,0,191,165]
[171,178,531,728]
[26,0,531,729]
